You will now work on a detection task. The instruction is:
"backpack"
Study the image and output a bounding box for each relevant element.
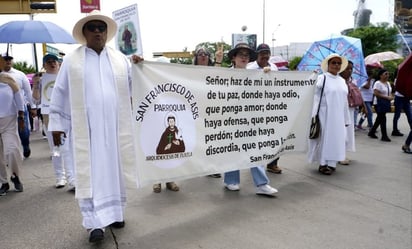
[347,82,363,107]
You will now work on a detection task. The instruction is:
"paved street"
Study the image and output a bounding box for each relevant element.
[0,114,411,249]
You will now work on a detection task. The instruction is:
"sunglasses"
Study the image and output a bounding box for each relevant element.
[237,52,250,58]
[330,61,342,65]
[85,23,107,33]
[197,52,209,57]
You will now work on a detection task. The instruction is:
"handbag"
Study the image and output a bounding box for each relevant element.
[347,82,363,107]
[375,83,391,113]
[309,75,326,139]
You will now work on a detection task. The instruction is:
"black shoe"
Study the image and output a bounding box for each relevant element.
[381,137,391,142]
[10,174,23,192]
[368,132,378,139]
[402,145,412,154]
[110,221,125,228]
[23,146,31,158]
[0,183,10,196]
[89,229,104,243]
[391,130,404,136]
[207,174,221,178]
[318,165,333,175]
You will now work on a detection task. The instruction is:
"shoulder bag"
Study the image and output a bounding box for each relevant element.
[309,75,326,139]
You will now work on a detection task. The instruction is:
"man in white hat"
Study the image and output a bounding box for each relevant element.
[48,10,143,243]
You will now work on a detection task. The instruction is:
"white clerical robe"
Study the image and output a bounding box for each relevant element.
[48,46,136,229]
[308,72,350,164]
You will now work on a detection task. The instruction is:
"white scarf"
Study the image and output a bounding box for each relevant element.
[68,46,137,199]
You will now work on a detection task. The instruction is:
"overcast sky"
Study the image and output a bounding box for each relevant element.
[0,0,393,67]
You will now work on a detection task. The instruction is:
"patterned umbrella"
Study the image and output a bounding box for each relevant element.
[297,35,368,86]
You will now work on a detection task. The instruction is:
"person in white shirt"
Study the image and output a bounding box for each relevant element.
[0,65,25,195]
[32,54,75,191]
[247,43,283,174]
[1,53,37,158]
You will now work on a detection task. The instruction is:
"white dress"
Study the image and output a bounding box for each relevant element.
[308,72,350,165]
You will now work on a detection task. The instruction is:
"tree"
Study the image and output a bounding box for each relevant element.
[288,56,302,71]
[346,23,400,57]
[13,61,36,74]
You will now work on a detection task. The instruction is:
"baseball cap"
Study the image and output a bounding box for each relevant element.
[1,52,13,60]
[43,54,59,64]
[256,43,271,53]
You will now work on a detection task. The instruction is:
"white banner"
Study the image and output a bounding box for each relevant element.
[132,62,317,187]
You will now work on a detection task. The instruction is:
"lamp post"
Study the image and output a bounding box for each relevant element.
[271,24,281,55]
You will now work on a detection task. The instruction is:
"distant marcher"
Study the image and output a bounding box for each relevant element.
[222,43,278,196]
[1,53,37,158]
[402,129,412,154]
[391,69,412,137]
[308,54,350,175]
[247,43,283,174]
[0,66,25,195]
[357,65,376,130]
[339,60,366,165]
[193,45,223,178]
[368,69,393,142]
[32,54,75,191]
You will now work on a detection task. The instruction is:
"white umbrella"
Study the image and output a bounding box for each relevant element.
[364,51,403,64]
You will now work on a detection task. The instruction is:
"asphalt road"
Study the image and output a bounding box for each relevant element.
[0,113,411,249]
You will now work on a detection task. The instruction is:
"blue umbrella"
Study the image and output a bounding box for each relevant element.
[0,20,76,44]
[297,35,368,86]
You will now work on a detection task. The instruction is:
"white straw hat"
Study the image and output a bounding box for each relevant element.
[320,53,348,73]
[72,10,117,45]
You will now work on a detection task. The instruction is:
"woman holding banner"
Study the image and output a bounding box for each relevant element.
[222,43,278,196]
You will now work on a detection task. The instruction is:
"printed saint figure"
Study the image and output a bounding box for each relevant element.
[156,116,185,154]
[122,25,133,54]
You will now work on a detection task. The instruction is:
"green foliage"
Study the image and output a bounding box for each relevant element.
[347,23,400,57]
[288,56,302,71]
[12,61,36,74]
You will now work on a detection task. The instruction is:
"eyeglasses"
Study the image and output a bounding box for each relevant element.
[330,61,342,65]
[85,23,107,33]
[197,52,209,57]
[237,52,250,58]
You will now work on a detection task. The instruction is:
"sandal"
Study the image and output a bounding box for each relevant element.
[402,145,412,154]
[166,182,179,191]
[318,165,333,175]
[153,183,161,193]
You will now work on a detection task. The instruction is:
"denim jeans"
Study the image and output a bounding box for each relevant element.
[224,166,269,187]
[393,96,412,132]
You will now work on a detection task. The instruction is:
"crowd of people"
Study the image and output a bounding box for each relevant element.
[0,10,410,244]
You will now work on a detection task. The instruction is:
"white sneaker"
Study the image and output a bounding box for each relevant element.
[224,183,240,191]
[256,184,278,196]
[55,179,66,188]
